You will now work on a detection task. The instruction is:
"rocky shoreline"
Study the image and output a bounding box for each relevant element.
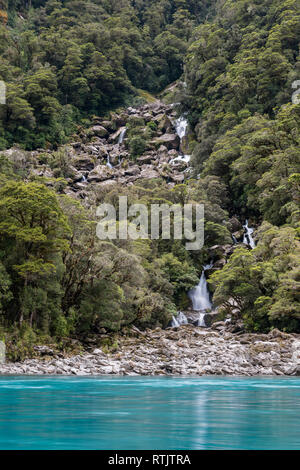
[1,324,299,377]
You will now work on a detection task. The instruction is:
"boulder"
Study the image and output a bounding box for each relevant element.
[158,115,174,133]
[140,168,160,179]
[2,146,34,169]
[88,125,109,138]
[97,180,118,189]
[88,165,114,182]
[73,155,96,171]
[152,134,180,150]
[80,144,108,159]
[232,230,244,242]
[100,120,114,132]
[142,112,153,122]
[170,159,188,171]
[137,155,155,164]
[169,173,185,183]
[125,165,140,176]
[109,153,119,166]
[168,149,178,158]
[228,217,243,232]
[213,258,227,269]
[30,167,54,179]
[158,145,168,154]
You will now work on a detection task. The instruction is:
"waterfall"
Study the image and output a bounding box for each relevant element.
[170,316,180,328]
[175,116,188,140]
[107,153,113,169]
[170,154,191,164]
[188,264,212,327]
[170,115,191,164]
[232,234,238,244]
[118,128,127,145]
[81,175,87,183]
[243,220,256,249]
[188,270,212,311]
[198,313,206,328]
[170,311,188,328]
[177,311,188,325]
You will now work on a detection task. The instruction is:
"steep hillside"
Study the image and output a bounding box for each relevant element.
[0,0,213,149]
[0,0,299,361]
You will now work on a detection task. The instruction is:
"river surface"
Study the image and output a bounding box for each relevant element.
[0,376,299,450]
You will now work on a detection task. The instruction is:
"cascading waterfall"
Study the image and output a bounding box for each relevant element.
[118,128,127,145]
[170,115,191,165]
[188,264,213,327]
[107,153,113,169]
[243,220,256,249]
[232,234,238,244]
[170,316,180,328]
[170,311,188,328]
[175,116,188,140]
[177,311,188,325]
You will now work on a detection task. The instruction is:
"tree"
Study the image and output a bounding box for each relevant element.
[0,181,70,325]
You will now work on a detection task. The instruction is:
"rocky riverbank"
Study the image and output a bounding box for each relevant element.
[0,324,299,376]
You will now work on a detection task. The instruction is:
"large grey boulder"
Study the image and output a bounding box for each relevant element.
[125,165,140,176]
[73,155,96,171]
[88,125,109,138]
[140,168,160,179]
[152,133,180,150]
[88,165,114,182]
[137,154,155,164]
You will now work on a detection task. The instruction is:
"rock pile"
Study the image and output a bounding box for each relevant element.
[0,326,299,376]
[2,101,189,201]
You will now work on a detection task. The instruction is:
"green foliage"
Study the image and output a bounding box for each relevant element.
[209,223,300,332]
[157,252,199,304]
[0,0,212,149]
[128,135,146,159]
[0,181,70,328]
[0,0,299,348]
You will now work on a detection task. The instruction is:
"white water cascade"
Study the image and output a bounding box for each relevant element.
[243,220,256,249]
[188,264,213,327]
[118,127,127,145]
[177,311,188,325]
[170,316,180,328]
[107,153,113,169]
[176,116,189,140]
[170,311,188,328]
[170,116,191,165]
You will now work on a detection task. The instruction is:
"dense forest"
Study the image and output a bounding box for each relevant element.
[0,0,212,149]
[0,0,299,359]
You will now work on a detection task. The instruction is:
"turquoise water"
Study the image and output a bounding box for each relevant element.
[0,376,299,450]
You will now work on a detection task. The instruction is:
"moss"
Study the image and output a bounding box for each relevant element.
[137,89,157,104]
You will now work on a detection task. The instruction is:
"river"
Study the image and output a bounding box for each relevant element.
[0,376,299,450]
